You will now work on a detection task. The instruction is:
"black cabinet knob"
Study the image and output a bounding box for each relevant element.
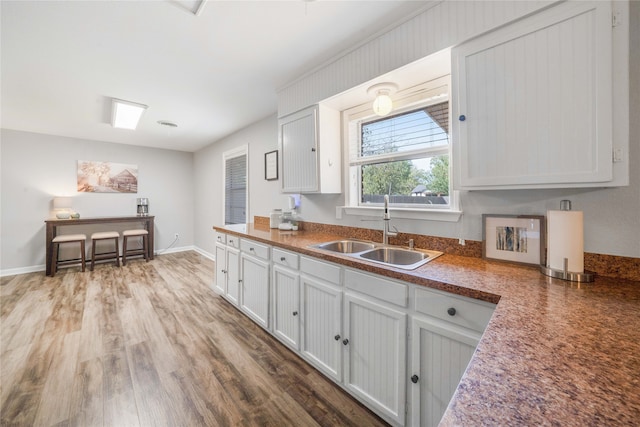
[311,147,316,152]
[280,257,286,262]
[334,335,340,341]
[447,307,456,316]
[292,311,298,316]
[342,339,349,345]
[411,375,419,384]
[458,115,466,121]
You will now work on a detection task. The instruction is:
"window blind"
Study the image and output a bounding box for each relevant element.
[360,102,449,157]
[225,154,246,225]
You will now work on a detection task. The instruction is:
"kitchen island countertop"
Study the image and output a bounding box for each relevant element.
[213,223,640,426]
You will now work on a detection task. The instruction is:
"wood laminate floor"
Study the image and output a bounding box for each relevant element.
[0,251,387,427]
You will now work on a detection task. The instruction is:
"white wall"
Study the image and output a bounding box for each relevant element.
[0,129,194,274]
[193,114,291,258]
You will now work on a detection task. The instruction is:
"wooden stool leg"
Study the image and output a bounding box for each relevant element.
[80,240,86,272]
[114,237,120,267]
[91,239,97,271]
[122,236,128,266]
[143,235,149,262]
[51,242,59,277]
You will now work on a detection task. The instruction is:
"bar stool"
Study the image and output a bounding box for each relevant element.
[122,229,149,266]
[90,231,120,271]
[50,234,86,277]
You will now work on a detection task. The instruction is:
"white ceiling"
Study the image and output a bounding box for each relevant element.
[1,0,431,152]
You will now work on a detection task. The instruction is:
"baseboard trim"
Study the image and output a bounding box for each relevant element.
[0,264,46,277]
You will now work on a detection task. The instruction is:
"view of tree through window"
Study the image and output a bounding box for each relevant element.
[359,102,449,205]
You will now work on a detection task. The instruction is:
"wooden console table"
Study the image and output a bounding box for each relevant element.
[45,216,154,276]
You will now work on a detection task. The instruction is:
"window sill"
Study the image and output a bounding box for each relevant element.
[340,206,462,222]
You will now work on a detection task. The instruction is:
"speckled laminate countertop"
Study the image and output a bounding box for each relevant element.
[213,224,640,426]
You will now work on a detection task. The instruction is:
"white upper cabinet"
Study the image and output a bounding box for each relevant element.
[452,1,614,189]
[279,104,341,193]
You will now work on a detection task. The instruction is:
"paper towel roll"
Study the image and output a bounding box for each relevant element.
[547,210,584,273]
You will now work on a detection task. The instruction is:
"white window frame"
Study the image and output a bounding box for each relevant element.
[341,75,461,222]
[222,145,249,225]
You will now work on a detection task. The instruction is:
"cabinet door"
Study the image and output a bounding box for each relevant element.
[280,106,318,193]
[300,274,343,382]
[240,254,270,329]
[214,243,227,295]
[410,316,480,427]
[225,247,240,306]
[453,1,612,189]
[343,292,407,426]
[272,265,300,350]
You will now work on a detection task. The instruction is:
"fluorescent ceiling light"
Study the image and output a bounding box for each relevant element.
[112,98,147,130]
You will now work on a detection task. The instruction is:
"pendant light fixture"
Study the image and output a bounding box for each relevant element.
[367,82,398,117]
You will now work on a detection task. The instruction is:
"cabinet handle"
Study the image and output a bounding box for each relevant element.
[229,239,234,244]
[221,269,227,274]
[238,279,243,284]
[311,147,316,152]
[292,311,298,316]
[249,247,254,251]
[411,375,419,384]
[280,257,286,262]
[458,115,466,121]
[334,335,341,341]
[342,339,349,346]
[447,307,457,316]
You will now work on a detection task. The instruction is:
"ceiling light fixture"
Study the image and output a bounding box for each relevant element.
[111,98,147,130]
[367,82,399,117]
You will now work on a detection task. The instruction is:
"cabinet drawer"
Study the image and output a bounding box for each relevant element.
[415,287,495,333]
[273,248,299,270]
[344,269,408,308]
[214,232,226,244]
[300,256,341,285]
[226,235,240,249]
[240,239,270,260]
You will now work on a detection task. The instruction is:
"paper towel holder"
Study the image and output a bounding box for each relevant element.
[540,200,595,282]
[540,261,595,283]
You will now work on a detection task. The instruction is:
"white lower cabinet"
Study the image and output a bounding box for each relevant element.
[272,264,300,350]
[343,292,407,426]
[239,243,270,329]
[300,273,343,382]
[409,316,480,427]
[225,248,241,306]
[214,242,227,295]
[214,235,240,307]
[213,235,496,427]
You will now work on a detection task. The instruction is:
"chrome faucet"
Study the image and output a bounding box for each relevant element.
[383,195,397,245]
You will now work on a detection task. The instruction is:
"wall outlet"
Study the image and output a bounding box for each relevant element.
[174,233,179,239]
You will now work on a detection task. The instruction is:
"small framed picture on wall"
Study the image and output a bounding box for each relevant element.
[265,150,278,181]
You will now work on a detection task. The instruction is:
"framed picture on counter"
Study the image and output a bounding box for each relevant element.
[265,150,278,181]
[482,214,545,266]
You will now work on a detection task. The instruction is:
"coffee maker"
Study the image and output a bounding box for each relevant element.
[137,198,149,216]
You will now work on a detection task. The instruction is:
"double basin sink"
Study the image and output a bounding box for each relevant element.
[310,239,442,270]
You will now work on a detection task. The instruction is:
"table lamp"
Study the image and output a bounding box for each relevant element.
[53,197,73,219]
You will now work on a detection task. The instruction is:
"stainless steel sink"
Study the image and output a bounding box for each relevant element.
[312,240,376,254]
[357,247,442,270]
[311,239,442,270]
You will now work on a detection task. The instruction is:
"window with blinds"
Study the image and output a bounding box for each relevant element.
[353,101,451,207]
[224,154,246,225]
